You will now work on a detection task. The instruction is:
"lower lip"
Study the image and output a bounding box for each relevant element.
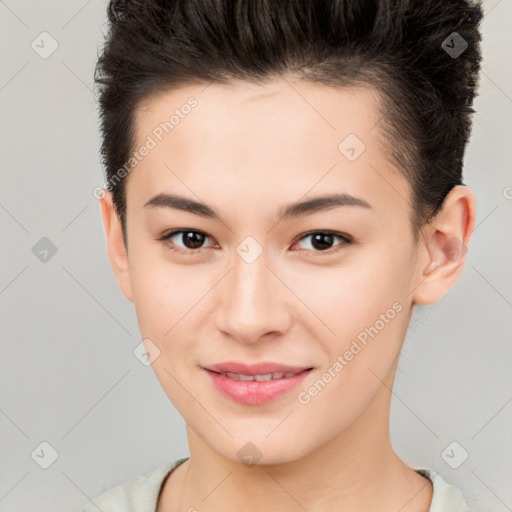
[204,368,313,405]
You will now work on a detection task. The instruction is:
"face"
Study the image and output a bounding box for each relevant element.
[103,78,431,464]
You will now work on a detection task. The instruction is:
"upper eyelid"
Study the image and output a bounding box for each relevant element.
[162,229,218,247]
[162,229,351,249]
[292,231,352,249]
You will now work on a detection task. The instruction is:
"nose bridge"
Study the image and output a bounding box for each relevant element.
[216,245,291,343]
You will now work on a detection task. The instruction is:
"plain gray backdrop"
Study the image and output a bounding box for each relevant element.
[1,0,511,511]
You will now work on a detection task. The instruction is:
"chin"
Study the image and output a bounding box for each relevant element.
[201,432,314,468]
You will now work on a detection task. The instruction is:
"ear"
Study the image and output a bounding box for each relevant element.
[412,185,476,306]
[98,189,134,303]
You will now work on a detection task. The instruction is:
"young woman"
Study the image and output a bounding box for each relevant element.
[83,0,483,510]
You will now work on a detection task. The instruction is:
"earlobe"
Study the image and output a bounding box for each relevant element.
[98,189,134,303]
[412,185,476,306]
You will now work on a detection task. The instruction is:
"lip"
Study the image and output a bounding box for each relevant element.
[204,361,312,375]
[202,362,314,406]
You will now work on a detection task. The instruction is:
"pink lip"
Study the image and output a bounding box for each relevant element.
[204,361,312,375]
[202,362,314,405]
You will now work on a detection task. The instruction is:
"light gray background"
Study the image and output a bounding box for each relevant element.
[1,1,511,511]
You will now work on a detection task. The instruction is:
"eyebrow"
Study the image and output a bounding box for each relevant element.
[144,192,372,221]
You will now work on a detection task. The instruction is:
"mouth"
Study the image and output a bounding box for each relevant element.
[202,363,314,405]
[207,369,312,381]
[203,361,313,376]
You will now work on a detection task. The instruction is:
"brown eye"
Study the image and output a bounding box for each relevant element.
[179,231,206,249]
[310,232,335,250]
[294,231,352,254]
[160,229,215,253]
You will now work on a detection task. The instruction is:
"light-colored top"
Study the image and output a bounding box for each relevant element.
[81,457,471,512]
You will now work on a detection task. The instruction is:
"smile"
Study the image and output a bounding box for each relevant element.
[204,368,313,405]
[216,371,301,381]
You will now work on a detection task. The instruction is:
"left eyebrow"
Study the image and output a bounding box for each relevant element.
[278,193,372,220]
[143,192,372,221]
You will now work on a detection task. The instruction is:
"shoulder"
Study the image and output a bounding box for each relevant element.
[81,457,189,512]
[416,468,472,512]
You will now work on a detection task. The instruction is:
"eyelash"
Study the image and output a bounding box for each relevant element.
[158,229,353,257]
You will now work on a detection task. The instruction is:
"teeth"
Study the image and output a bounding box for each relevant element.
[220,371,298,381]
[238,373,256,381]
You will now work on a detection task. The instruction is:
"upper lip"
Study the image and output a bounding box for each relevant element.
[204,362,313,376]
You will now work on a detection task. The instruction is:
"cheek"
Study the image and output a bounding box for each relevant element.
[296,273,407,426]
[128,254,223,379]
[128,248,200,340]
[287,257,404,333]
[129,259,205,401]
[290,251,409,378]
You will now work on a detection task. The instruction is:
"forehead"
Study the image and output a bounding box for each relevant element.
[134,78,383,155]
[128,78,409,223]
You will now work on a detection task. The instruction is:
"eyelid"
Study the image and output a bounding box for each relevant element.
[159,229,217,254]
[159,229,353,255]
[291,230,352,254]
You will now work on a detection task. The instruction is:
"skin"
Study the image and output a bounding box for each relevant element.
[99,77,475,512]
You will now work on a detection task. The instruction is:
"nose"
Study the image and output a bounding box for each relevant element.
[215,250,293,344]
